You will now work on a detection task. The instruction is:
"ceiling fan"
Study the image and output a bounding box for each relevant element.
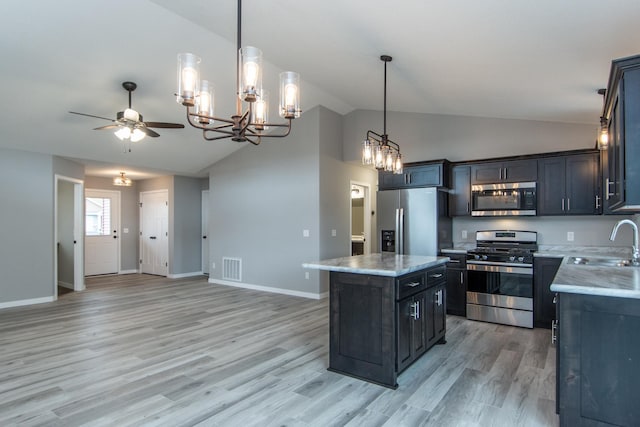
[69,81,184,142]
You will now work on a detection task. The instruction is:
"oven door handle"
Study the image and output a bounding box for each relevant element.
[467,262,533,275]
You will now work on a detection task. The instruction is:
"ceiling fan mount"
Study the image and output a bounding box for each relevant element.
[69,81,184,140]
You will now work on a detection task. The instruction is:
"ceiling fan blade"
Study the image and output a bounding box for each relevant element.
[140,127,160,137]
[69,111,115,122]
[93,124,121,131]
[144,122,185,129]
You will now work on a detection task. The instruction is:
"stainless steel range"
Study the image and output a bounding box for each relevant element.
[466,230,537,328]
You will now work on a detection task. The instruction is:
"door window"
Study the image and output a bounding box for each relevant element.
[85,197,111,236]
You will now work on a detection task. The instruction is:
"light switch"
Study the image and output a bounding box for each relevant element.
[567,231,574,241]
[331,229,337,237]
[123,228,129,233]
[303,229,310,237]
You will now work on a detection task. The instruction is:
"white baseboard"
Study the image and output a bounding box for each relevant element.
[209,278,326,300]
[58,281,74,289]
[168,271,204,279]
[119,269,139,275]
[0,296,55,310]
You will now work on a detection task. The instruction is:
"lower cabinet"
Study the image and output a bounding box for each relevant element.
[329,264,447,388]
[557,292,640,425]
[533,256,562,329]
[444,253,466,316]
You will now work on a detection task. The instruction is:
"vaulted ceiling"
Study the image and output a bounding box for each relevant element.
[1,0,639,179]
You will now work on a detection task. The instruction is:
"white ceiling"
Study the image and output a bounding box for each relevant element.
[1,0,639,180]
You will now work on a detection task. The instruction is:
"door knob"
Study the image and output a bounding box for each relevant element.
[113,236,117,239]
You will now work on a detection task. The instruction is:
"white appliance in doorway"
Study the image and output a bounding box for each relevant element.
[85,189,120,275]
[140,190,169,276]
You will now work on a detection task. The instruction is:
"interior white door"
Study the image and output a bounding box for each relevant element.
[140,190,168,276]
[85,189,120,276]
[202,190,209,275]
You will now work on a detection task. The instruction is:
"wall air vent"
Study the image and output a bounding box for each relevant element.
[222,257,242,282]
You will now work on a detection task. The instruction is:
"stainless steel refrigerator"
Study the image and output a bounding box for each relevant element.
[377,187,452,255]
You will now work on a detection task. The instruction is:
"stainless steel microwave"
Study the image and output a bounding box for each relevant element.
[471,182,536,216]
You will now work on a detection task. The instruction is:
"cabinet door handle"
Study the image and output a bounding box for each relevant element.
[410,301,419,320]
[561,198,565,211]
[467,202,470,214]
[503,167,507,181]
[448,259,461,264]
[567,198,570,211]
[606,178,614,199]
[407,281,422,287]
[430,273,443,278]
[595,195,601,209]
[460,271,464,283]
[551,320,558,344]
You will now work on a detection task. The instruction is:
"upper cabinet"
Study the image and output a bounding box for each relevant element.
[602,54,640,213]
[470,159,537,184]
[449,165,471,216]
[538,152,601,216]
[379,160,450,190]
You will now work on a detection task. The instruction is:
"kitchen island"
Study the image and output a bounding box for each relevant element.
[303,253,449,388]
[551,256,640,426]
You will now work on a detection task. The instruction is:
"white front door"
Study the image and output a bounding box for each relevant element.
[202,190,209,275]
[140,190,168,276]
[85,189,120,276]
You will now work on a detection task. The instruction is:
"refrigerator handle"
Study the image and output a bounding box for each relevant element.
[397,208,404,255]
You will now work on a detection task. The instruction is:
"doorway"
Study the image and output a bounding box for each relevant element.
[202,190,209,275]
[55,175,84,297]
[350,182,372,255]
[140,190,169,276]
[85,189,120,276]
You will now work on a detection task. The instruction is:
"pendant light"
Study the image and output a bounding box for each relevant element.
[596,88,609,150]
[362,55,403,174]
[176,0,301,145]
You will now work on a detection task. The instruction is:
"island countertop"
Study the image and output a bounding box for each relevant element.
[551,255,640,299]
[302,253,449,277]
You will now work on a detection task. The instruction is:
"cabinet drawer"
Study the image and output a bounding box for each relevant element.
[397,273,426,300]
[426,265,446,288]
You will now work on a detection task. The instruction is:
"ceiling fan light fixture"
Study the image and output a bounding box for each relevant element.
[114,127,131,141]
[130,128,146,142]
[113,172,132,187]
[123,108,139,122]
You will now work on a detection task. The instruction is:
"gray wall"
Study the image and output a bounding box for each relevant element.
[0,148,54,303]
[57,180,75,286]
[173,176,203,274]
[343,109,597,164]
[84,176,140,272]
[208,106,322,294]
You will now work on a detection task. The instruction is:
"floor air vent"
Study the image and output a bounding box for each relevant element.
[222,257,242,281]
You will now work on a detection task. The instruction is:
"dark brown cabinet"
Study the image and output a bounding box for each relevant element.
[470,159,537,184]
[329,263,447,388]
[538,152,601,215]
[444,253,466,316]
[449,165,471,216]
[533,256,561,329]
[557,292,640,425]
[602,54,640,213]
[379,161,449,190]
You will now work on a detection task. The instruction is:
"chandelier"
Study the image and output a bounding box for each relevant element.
[113,172,132,187]
[362,55,403,174]
[175,0,301,145]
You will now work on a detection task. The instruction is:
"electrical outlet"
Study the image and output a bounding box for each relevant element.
[462,230,468,239]
[305,272,310,279]
[211,262,216,269]
[123,228,129,233]
[567,231,574,242]
[303,229,310,237]
[331,229,337,237]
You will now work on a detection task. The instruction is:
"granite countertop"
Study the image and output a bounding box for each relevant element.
[551,254,640,299]
[302,253,449,277]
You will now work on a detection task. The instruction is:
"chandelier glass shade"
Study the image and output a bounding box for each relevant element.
[362,55,403,174]
[176,0,301,145]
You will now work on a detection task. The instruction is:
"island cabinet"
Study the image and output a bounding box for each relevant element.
[556,292,640,426]
[470,159,537,184]
[328,262,447,388]
[537,152,601,216]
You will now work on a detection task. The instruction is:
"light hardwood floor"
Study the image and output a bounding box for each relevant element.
[0,274,558,426]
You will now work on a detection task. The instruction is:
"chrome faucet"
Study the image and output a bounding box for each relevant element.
[610,219,640,264]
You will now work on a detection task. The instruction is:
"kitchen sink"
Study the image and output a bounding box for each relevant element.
[566,256,639,267]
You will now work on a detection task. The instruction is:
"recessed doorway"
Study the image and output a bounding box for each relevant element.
[350,182,371,256]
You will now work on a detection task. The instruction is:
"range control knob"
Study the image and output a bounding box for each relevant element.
[474,255,481,260]
[518,256,525,262]
[482,255,488,261]
[509,256,516,262]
